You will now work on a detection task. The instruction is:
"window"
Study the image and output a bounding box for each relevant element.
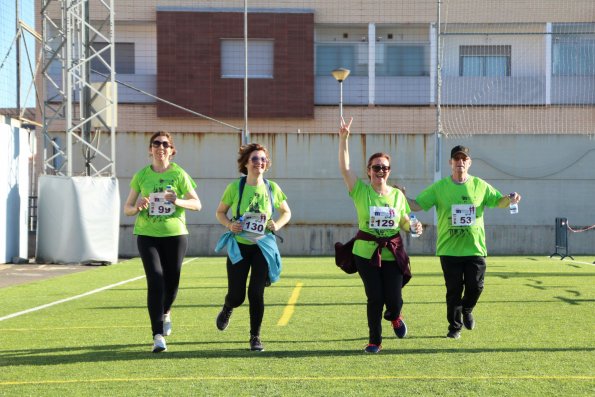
[459,45,511,77]
[378,45,428,76]
[552,23,595,76]
[90,43,135,74]
[316,44,367,76]
[221,39,274,78]
[552,36,595,76]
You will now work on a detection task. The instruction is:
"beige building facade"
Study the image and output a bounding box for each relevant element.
[39,1,595,256]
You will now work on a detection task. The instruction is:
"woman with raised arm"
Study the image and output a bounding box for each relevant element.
[338,117,422,353]
[124,131,201,353]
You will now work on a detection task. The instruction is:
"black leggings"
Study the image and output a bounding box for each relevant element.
[224,243,268,336]
[355,255,404,345]
[137,235,188,336]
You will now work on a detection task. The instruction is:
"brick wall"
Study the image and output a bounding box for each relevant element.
[157,10,314,119]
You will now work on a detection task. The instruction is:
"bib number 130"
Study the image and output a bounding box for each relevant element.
[242,212,267,235]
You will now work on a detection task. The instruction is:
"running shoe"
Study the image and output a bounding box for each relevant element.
[364,344,382,353]
[216,305,233,331]
[152,334,167,353]
[250,334,264,351]
[463,312,475,330]
[163,313,172,336]
[391,315,408,339]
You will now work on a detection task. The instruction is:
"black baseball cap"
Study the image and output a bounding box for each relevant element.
[450,145,470,158]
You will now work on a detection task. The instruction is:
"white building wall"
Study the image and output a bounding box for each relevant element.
[0,117,30,263]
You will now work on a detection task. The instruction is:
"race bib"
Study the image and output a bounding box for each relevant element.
[451,204,476,226]
[369,206,397,229]
[149,192,175,216]
[242,212,268,235]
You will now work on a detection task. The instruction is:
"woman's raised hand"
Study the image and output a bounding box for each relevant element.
[339,116,353,139]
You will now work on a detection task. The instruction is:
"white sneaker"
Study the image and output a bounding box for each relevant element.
[163,313,172,336]
[152,334,167,353]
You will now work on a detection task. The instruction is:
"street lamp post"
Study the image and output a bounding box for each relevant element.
[331,67,350,120]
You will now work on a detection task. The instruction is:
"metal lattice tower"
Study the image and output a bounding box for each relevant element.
[41,0,116,176]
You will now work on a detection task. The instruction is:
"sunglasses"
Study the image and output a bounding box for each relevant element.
[369,165,390,172]
[151,141,171,148]
[250,156,268,164]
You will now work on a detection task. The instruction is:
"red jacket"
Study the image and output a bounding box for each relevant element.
[334,230,412,286]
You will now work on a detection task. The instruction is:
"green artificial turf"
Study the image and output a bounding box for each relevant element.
[0,256,593,396]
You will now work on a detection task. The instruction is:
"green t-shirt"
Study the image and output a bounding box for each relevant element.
[415,175,503,257]
[349,179,410,260]
[130,163,197,237]
[221,179,287,245]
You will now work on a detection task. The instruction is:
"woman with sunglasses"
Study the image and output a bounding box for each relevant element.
[124,131,201,353]
[214,143,291,351]
[338,117,422,353]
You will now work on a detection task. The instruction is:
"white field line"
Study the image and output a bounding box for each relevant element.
[0,257,198,322]
[548,257,595,267]
[0,275,145,322]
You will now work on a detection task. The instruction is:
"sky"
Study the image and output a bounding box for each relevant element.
[0,0,36,109]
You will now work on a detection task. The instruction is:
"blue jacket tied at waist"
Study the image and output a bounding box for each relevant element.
[214,231,282,283]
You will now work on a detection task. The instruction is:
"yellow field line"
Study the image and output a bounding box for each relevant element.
[1,375,593,386]
[277,282,303,326]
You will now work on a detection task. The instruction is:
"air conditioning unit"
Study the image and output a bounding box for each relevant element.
[90,82,118,129]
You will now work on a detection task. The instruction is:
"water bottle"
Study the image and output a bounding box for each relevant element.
[164,185,172,204]
[509,193,518,215]
[409,214,420,238]
[235,216,244,232]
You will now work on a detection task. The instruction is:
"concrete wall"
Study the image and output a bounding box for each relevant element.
[116,131,595,257]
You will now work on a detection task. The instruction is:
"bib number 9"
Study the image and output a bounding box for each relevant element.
[156,205,172,215]
[149,192,175,216]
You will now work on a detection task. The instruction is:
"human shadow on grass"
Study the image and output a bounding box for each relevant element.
[113,284,364,292]
[1,343,594,367]
[491,271,595,279]
[88,296,581,311]
[554,296,595,305]
[89,302,370,310]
